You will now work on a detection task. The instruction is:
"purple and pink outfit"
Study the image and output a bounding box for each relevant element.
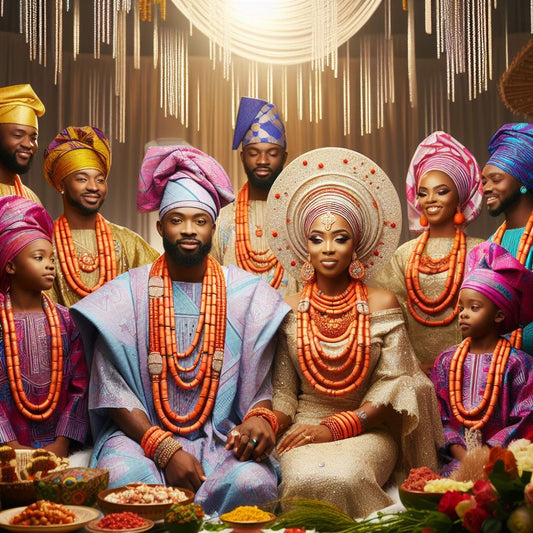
[0,196,89,448]
[71,146,290,515]
[431,242,533,475]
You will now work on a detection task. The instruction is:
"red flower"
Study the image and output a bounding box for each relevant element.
[472,479,498,509]
[462,505,491,533]
[438,491,472,520]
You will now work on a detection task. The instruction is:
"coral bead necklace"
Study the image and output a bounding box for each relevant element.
[148,254,226,434]
[448,337,511,430]
[235,183,284,289]
[0,293,63,421]
[13,176,30,199]
[405,228,466,326]
[491,211,533,349]
[54,214,117,297]
[297,280,370,396]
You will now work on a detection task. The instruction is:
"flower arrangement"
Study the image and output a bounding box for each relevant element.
[274,440,533,533]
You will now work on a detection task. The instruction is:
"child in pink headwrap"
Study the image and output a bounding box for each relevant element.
[0,195,89,456]
[430,241,533,476]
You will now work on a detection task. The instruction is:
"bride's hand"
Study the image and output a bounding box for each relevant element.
[277,424,332,453]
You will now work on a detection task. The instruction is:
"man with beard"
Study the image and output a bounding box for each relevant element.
[482,123,533,354]
[212,96,299,296]
[70,145,289,514]
[0,84,45,203]
[43,125,159,307]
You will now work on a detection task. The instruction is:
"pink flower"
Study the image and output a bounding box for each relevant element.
[525,483,533,508]
[462,505,491,533]
[438,491,472,520]
[472,479,498,509]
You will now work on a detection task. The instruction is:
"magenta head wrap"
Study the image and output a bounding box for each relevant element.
[461,242,533,334]
[406,131,483,232]
[137,145,234,221]
[0,195,54,293]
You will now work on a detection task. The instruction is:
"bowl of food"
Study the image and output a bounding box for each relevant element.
[87,511,154,533]
[165,503,204,533]
[219,506,276,531]
[97,483,194,520]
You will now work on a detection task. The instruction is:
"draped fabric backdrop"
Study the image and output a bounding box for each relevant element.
[0,30,529,248]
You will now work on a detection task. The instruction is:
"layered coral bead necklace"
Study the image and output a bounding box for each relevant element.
[235,183,284,289]
[297,280,370,396]
[0,293,63,421]
[491,211,533,349]
[54,214,117,297]
[148,254,226,434]
[405,228,466,326]
[13,175,30,199]
[448,337,511,430]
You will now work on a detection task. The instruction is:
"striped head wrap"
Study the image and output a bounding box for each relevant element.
[461,242,533,334]
[137,145,234,221]
[406,131,483,232]
[43,126,111,191]
[486,123,533,192]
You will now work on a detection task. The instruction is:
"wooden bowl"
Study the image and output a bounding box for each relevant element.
[219,512,277,531]
[97,484,194,520]
[398,484,443,510]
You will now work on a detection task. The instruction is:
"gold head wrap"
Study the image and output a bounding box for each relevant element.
[0,84,45,129]
[43,126,111,191]
[266,147,402,281]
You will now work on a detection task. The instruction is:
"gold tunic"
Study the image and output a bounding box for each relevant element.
[371,236,483,365]
[47,220,160,307]
[212,200,300,297]
[273,308,443,518]
[0,182,41,204]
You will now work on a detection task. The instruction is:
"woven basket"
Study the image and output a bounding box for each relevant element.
[0,450,69,509]
[0,450,35,509]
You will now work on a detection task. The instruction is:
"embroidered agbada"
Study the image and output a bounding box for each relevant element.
[232,97,286,150]
[0,196,54,292]
[43,126,111,190]
[406,131,483,232]
[0,84,45,129]
[431,345,533,476]
[0,183,41,205]
[486,123,533,192]
[0,299,89,447]
[212,200,301,297]
[46,221,160,307]
[70,264,289,515]
[273,309,443,518]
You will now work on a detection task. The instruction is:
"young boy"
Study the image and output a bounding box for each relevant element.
[0,195,89,457]
[430,241,533,476]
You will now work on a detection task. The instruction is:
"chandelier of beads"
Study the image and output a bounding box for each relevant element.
[4,0,532,142]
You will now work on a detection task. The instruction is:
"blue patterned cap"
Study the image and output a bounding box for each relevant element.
[232,96,286,150]
[486,123,533,191]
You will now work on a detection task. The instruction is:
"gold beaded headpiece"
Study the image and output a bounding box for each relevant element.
[266,147,402,281]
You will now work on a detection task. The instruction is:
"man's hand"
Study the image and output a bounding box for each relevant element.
[225,416,275,462]
[164,449,206,492]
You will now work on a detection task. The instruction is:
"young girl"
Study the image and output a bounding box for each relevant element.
[0,195,89,457]
[430,241,533,476]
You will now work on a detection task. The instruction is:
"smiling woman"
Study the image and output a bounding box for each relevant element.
[372,131,484,376]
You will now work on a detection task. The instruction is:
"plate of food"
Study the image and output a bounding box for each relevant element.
[97,483,194,520]
[86,511,154,533]
[0,501,101,533]
[219,506,276,531]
